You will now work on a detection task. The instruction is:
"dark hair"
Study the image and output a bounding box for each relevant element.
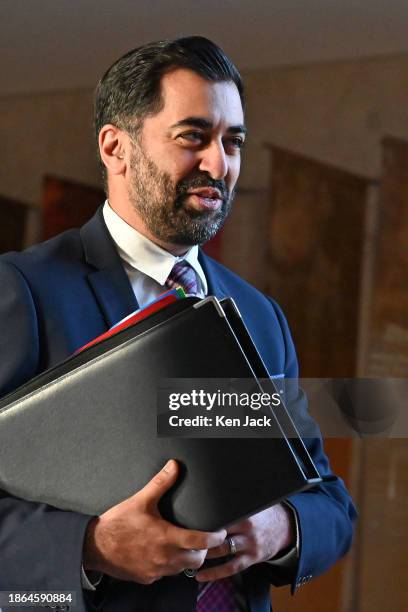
[94,36,244,186]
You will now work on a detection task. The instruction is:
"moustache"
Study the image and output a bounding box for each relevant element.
[175,175,230,202]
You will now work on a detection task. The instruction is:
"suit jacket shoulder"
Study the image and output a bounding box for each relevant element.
[0,210,138,374]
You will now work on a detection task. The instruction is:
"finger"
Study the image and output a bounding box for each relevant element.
[155,549,207,577]
[196,555,250,582]
[226,519,252,535]
[139,460,179,504]
[169,526,227,551]
[181,549,207,568]
[205,535,246,559]
[170,549,207,572]
[205,543,229,559]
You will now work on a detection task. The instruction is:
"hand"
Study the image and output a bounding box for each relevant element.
[196,504,295,582]
[83,460,227,584]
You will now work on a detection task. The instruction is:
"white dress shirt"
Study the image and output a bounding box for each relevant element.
[103,201,207,306]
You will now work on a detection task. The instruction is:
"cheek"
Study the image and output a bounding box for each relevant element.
[165,150,199,183]
[228,158,241,190]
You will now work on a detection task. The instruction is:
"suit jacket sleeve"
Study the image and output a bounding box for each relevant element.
[264,297,357,593]
[0,260,93,610]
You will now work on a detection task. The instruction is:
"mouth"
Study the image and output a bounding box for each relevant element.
[188,187,222,199]
[185,188,224,211]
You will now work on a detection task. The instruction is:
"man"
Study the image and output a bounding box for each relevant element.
[0,37,356,611]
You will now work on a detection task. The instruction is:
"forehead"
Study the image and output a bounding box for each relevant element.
[154,68,244,128]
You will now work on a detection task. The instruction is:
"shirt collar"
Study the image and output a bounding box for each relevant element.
[103,201,208,293]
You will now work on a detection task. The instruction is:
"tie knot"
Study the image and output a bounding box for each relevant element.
[165,261,199,296]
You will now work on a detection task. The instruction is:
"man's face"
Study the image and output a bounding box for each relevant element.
[126,68,245,248]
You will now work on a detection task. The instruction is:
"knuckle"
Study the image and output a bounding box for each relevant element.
[139,573,158,585]
[153,474,165,487]
[236,559,247,573]
[199,537,209,549]
[187,535,203,550]
[154,533,166,550]
[199,549,208,561]
[242,518,253,531]
[152,551,169,569]
[148,570,161,583]
[203,533,218,548]
[169,557,187,574]
[190,554,206,569]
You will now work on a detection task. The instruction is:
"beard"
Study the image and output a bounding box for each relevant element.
[128,139,235,246]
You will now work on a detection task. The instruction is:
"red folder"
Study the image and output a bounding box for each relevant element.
[77,287,186,353]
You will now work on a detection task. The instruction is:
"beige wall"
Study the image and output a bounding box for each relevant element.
[241,52,408,187]
[0,89,100,206]
[2,53,408,208]
[225,53,408,286]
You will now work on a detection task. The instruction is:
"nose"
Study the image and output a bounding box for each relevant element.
[198,140,228,180]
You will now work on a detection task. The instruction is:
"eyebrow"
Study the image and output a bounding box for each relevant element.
[169,116,247,135]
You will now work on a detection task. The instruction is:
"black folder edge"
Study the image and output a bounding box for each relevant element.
[218,297,321,483]
[199,297,321,484]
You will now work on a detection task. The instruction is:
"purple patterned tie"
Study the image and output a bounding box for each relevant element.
[165,260,199,295]
[196,578,237,611]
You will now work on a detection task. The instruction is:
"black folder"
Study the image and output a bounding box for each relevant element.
[0,296,321,531]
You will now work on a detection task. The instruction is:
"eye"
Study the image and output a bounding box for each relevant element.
[224,136,245,153]
[177,131,205,145]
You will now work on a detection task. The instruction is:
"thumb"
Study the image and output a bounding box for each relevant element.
[141,459,179,505]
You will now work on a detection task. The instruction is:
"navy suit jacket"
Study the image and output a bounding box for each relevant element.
[0,208,357,612]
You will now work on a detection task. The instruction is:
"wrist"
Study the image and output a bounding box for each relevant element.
[274,503,296,555]
[83,517,105,573]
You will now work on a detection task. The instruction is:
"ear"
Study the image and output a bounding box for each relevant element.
[98,124,128,177]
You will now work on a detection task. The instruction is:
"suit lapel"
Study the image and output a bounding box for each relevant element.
[198,250,229,299]
[80,208,138,328]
